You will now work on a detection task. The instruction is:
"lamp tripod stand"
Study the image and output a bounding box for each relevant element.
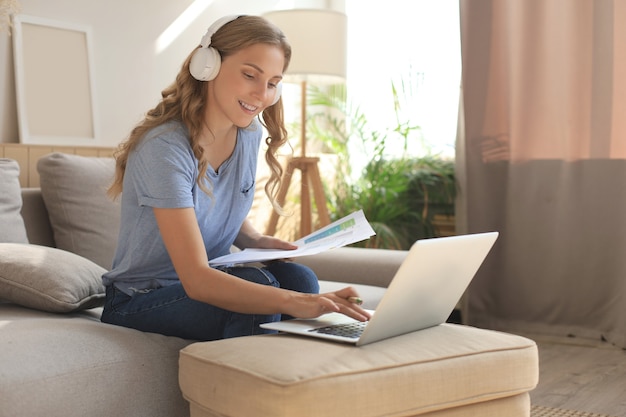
[265,81,331,238]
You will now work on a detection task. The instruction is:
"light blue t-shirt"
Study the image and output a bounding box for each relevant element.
[102,119,262,294]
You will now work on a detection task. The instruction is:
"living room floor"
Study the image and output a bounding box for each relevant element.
[526,332,626,417]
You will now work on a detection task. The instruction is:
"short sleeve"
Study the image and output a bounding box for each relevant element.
[129,125,198,209]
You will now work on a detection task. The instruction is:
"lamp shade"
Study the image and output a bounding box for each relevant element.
[263,9,347,84]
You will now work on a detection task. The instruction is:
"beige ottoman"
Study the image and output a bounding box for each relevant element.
[179,324,538,417]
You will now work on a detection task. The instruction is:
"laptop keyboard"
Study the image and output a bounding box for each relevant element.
[308,321,367,339]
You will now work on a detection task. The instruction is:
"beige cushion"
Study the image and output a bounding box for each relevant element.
[179,324,538,417]
[37,153,120,269]
[0,243,105,312]
[0,159,29,243]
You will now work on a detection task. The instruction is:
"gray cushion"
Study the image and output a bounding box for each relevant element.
[0,243,106,312]
[0,159,29,243]
[37,153,120,269]
[0,303,191,417]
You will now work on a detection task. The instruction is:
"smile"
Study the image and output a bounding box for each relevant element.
[239,100,258,112]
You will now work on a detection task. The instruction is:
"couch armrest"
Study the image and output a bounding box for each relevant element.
[20,188,55,247]
[296,246,407,289]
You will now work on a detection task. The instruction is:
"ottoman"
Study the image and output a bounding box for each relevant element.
[179,323,538,417]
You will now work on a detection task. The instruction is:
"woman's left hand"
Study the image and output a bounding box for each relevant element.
[235,219,297,252]
[252,235,297,250]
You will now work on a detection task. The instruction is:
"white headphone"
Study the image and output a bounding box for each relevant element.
[189,15,283,106]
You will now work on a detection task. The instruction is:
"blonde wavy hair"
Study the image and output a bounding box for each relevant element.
[108,15,291,213]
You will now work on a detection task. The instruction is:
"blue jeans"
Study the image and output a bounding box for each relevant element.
[100,262,319,341]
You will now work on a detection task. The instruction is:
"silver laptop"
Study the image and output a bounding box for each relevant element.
[261,232,498,346]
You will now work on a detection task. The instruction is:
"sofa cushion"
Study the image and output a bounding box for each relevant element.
[0,243,106,312]
[179,324,539,417]
[37,152,120,269]
[0,303,191,417]
[0,159,29,244]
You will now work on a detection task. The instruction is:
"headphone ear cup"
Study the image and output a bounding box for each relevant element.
[271,82,283,105]
[189,47,221,81]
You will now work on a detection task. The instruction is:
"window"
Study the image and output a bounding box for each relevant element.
[345,0,461,160]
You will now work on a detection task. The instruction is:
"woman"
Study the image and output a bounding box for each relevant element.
[100,15,369,341]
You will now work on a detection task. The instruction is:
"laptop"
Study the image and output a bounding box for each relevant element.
[261,232,498,346]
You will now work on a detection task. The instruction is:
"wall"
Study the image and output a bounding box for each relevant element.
[0,142,114,186]
[0,0,340,147]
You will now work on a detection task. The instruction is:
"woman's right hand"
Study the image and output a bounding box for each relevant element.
[285,286,371,322]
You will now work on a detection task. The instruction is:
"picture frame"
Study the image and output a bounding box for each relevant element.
[12,15,99,145]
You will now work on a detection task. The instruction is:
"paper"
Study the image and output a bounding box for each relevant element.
[209,210,375,267]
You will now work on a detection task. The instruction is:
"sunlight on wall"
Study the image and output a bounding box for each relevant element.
[345,0,460,159]
[155,0,216,54]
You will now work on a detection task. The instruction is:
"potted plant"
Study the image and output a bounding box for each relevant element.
[307,83,456,250]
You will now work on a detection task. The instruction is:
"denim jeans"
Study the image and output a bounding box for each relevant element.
[100,262,319,341]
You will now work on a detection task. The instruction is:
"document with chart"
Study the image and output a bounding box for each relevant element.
[209,210,375,267]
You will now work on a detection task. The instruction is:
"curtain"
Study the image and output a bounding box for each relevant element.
[458,0,626,347]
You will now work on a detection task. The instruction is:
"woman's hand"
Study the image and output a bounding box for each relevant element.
[234,220,368,321]
[285,286,372,322]
[253,234,297,250]
[234,219,297,251]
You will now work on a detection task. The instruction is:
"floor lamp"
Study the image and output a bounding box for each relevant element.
[263,9,347,238]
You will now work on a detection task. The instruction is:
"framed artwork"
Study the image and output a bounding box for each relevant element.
[12,15,99,145]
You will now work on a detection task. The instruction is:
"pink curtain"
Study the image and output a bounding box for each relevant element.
[458,0,626,347]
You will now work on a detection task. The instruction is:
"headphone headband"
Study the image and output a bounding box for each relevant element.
[199,15,242,48]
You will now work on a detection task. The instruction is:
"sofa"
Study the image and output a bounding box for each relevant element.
[0,154,539,417]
